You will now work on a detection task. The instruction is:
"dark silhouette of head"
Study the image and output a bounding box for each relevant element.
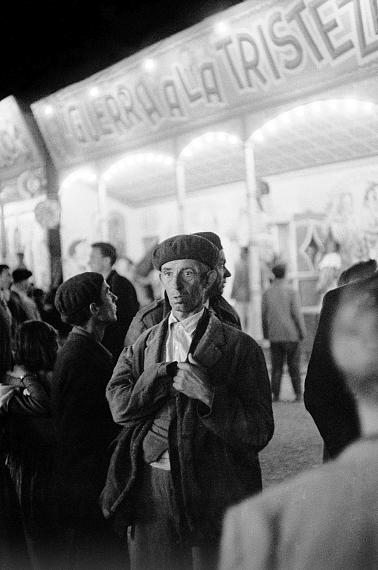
[14,320,58,372]
[272,263,286,279]
[91,242,117,266]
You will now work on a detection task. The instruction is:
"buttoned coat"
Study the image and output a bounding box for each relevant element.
[220,437,378,570]
[102,310,273,543]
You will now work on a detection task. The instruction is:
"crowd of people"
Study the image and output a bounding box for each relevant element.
[0,233,377,569]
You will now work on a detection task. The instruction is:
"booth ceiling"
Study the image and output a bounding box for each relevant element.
[106,102,378,206]
[255,103,378,176]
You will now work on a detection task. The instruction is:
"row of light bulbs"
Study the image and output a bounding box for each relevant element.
[59,98,377,187]
[252,99,376,143]
[103,153,174,182]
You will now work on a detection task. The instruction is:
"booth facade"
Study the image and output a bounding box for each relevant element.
[0,96,55,290]
[31,0,378,344]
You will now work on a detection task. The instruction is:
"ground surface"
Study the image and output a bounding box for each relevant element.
[260,372,323,489]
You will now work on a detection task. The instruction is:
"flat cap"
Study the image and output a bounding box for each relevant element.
[12,268,32,283]
[55,272,103,324]
[194,231,222,251]
[152,234,219,270]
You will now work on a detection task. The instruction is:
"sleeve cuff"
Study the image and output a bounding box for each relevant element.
[197,387,215,417]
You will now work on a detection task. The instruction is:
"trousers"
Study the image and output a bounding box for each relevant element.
[270,341,302,399]
[128,463,217,570]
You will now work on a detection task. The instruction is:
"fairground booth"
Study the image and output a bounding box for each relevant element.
[0,96,58,290]
[31,0,378,349]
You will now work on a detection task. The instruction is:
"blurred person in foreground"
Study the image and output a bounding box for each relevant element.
[304,260,378,459]
[125,231,241,345]
[220,278,378,570]
[0,320,58,569]
[262,263,306,402]
[52,272,126,569]
[101,234,273,570]
[89,242,139,360]
[337,258,377,287]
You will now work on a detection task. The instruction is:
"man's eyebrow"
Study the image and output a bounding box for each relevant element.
[161,264,197,271]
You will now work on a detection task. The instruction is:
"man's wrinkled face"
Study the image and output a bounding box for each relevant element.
[0,268,12,290]
[160,259,207,319]
[96,281,118,323]
[215,249,231,294]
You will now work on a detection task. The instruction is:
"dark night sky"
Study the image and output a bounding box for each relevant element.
[1,0,243,106]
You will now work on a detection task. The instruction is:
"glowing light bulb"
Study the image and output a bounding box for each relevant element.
[143,58,157,73]
[44,105,54,117]
[89,86,100,98]
[214,21,230,36]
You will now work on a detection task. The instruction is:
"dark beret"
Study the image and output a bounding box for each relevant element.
[55,272,103,323]
[194,231,222,251]
[12,268,32,283]
[152,234,219,270]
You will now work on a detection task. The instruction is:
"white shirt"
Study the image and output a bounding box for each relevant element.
[151,307,204,471]
[165,308,205,362]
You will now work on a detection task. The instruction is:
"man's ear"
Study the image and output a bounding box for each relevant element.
[206,270,217,290]
[89,301,99,316]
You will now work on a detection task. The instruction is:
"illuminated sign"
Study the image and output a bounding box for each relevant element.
[32,0,378,168]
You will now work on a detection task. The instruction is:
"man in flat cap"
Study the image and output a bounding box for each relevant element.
[102,234,274,570]
[124,231,240,345]
[51,272,126,568]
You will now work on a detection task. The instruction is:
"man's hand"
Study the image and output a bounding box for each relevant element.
[173,354,213,407]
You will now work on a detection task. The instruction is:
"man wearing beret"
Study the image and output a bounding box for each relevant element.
[52,272,126,568]
[124,231,241,345]
[102,234,274,570]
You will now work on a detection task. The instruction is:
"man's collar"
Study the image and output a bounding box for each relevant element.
[168,307,205,335]
[70,326,113,358]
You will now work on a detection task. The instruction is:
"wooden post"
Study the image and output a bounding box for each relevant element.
[244,139,263,340]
